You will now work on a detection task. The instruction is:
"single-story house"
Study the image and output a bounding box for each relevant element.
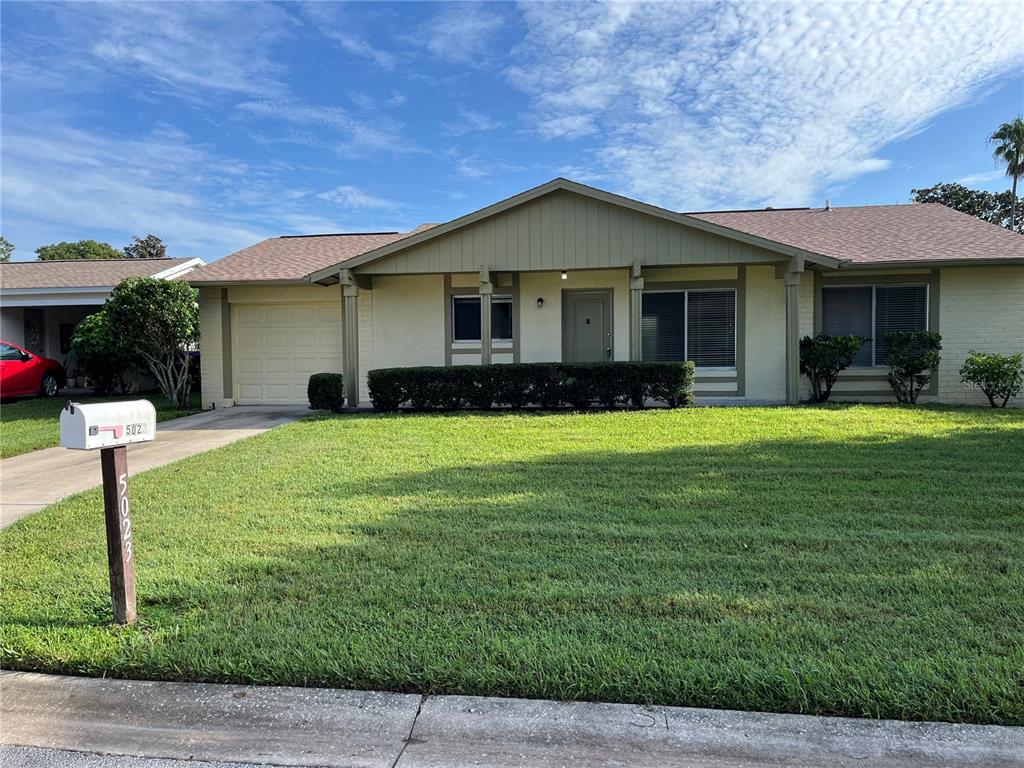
[0,257,204,364]
[187,178,1024,409]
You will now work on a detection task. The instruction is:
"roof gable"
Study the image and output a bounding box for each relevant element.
[308,179,839,282]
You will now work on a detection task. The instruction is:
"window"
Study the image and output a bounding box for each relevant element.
[641,289,736,368]
[452,296,513,343]
[0,343,24,361]
[821,284,928,366]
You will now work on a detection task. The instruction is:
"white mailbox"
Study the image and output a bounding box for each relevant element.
[60,400,157,451]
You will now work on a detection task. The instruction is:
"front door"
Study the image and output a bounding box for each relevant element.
[563,291,612,362]
[22,309,45,356]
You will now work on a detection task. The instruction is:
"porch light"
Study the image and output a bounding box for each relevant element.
[560,271,568,280]
[536,297,545,308]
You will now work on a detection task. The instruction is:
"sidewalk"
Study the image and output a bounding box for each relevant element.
[2,672,1021,768]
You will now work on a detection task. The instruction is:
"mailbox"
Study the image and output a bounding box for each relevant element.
[60,400,157,450]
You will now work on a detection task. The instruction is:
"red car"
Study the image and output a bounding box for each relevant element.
[0,340,66,398]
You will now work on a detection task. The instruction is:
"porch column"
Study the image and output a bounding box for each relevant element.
[629,259,644,361]
[340,268,360,407]
[784,271,802,405]
[479,266,493,365]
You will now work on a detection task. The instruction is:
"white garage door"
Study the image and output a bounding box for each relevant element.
[234,303,342,404]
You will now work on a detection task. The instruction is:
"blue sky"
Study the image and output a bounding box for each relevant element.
[2,1,1022,263]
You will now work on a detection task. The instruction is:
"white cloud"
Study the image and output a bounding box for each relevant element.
[509,1,1024,210]
[0,121,292,260]
[317,185,399,210]
[958,169,1007,186]
[421,4,505,64]
[237,100,420,156]
[300,3,397,70]
[443,108,504,137]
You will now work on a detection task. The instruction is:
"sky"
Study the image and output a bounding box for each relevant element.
[2,1,1023,263]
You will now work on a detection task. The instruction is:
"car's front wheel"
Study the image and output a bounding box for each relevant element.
[40,373,59,397]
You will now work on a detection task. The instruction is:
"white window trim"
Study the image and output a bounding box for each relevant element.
[641,287,738,370]
[451,294,514,344]
[821,283,929,367]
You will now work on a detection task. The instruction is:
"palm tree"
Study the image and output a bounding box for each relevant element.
[989,116,1024,230]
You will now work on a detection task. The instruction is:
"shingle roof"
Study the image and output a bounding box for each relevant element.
[689,203,1024,265]
[187,231,423,283]
[0,258,198,290]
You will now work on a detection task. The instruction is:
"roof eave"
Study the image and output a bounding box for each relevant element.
[836,257,1024,270]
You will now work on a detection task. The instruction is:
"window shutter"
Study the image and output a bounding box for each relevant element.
[821,287,872,366]
[687,290,736,367]
[641,293,685,361]
[874,285,927,364]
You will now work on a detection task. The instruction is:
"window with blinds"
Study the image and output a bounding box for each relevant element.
[452,296,513,343]
[641,289,736,367]
[821,284,927,366]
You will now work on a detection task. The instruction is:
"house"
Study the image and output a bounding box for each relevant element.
[0,258,204,364]
[187,178,1024,409]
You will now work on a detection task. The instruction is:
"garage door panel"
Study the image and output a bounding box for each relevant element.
[233,302,343,404]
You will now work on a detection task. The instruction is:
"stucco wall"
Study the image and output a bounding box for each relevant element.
[1,307,24,347]
[368,275,445,391]
[938,265,1024,407]
[519,269,630,362]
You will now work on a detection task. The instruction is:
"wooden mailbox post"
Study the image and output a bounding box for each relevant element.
[60,400,156,625]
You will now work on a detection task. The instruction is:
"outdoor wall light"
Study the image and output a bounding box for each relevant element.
[560,271,568,280]
[536,297,545,308]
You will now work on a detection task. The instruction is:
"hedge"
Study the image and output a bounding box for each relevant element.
[308,372,345,412]
[366,361,695,412]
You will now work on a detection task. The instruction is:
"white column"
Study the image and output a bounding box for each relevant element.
[784,272,801,405]
[340,269,360,407]
[629,259,644,361]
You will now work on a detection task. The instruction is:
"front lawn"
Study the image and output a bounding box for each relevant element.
[0,392,201,458]
[1,406,1022,724]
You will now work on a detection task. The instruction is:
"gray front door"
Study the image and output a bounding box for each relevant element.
[563,291,612,362]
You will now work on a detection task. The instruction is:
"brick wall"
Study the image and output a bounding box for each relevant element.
[197,287,224,410]
[938,265,1024,407]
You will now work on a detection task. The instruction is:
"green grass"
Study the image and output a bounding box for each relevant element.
[0,392,201,458]
[2,405,1022,724]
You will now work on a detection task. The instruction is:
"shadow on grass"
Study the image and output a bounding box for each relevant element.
[5,413,1024,723]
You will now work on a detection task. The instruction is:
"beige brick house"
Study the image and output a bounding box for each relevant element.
[188,179,1024,408]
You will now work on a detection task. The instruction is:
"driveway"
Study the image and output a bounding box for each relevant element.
[0,406,310,528]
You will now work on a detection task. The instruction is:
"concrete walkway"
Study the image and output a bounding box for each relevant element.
[2,672,1021,768]
[0,406,310,528]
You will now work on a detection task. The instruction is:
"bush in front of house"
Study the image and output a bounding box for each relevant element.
[885,330,942,404]
[799,334,866,403]
[308,373,345,412]
[366,361,695,412]
[67,309,137,395]
[959,351,1024,408]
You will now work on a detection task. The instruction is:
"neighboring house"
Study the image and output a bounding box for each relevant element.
[0,258,204,365]
[187,178,1024,409]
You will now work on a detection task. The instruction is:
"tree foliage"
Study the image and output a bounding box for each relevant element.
[35,239,123,261]
[989,116,1024,229]
[885,331,942,405]
[799,335,866,403]
[105,277,200,409]
[959,351,1024,408]
[123,234,167,259]
[67,310,135,395]
[0,236,14,262]
[911,183,1024,234]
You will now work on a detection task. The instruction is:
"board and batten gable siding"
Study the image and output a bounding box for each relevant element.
[354,189,784,275]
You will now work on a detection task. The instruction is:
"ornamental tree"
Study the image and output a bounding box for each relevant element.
[959,351,1024,408]
[105,277,199,409]
[885,330,942,404]
[799,335,866,403]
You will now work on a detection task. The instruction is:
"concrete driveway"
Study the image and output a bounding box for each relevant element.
[0,406,310,528]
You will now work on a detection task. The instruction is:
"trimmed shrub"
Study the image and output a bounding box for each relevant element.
[799,334,866,403]
[366,361,695,412]
[885,330,942,404]
[308,373,345,412]
[959,351,1024,408]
